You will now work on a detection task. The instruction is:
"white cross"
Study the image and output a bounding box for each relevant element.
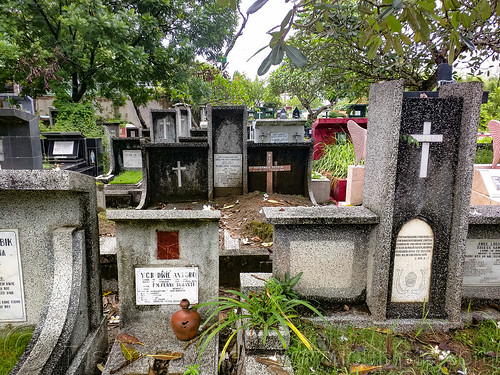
[162,118,167,140]
[411,122,443,178]
[172,161,186,187]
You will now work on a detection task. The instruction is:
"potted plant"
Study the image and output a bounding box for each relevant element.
[312,138,359,202]
[311,170,331,204]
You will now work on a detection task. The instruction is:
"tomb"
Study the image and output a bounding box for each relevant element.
[103,209,221,375]
[0,108,43,170]
[0,170,106,374]
[253,119,306,144]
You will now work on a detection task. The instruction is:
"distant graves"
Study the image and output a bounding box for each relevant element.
[42,132,103,176]
[0,108,43,170]
[254,119,305,143]
[0,170,106,374]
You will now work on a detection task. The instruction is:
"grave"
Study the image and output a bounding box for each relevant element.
[0,108,43,170]
[247,143,313,197]
[42,131,103,176]
[264,81,490,327]
[102,137,143,207]
[138,142,210,207]
[209,105,248,197]
[253,119,306,144]
[103,209,221,375]
[151,109,177,143]
[0,170,106,374]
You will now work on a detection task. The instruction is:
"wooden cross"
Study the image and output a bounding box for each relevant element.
[172,161,187,187]
[411,122,443,178]
[248,151,291,194]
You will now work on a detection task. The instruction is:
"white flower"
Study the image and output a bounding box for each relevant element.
[203,205,212,211]
[339,335,348,342]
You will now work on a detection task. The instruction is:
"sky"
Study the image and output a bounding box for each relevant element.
[224,0,293,78]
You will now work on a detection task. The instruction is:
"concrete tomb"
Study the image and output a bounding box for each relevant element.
[264,81,495,327]
[253,119,306,144]
[0,108,43,170]
[0,170,106,374]
[103,209,221,375]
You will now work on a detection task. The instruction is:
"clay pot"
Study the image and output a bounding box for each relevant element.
[170,299,200,341]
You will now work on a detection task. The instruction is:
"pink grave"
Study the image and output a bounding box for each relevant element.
[489,119,500,169]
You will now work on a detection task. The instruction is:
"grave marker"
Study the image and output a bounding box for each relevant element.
[172,160,187,187]
[463,239,500,287]
[248,151,291,194]
[122,149,142,169]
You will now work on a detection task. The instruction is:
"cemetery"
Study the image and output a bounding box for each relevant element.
[0,74,499,375]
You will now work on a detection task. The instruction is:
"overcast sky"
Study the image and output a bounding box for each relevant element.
[225,0,292,78]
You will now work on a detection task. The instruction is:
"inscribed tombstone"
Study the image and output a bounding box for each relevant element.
[463,239,500,286]
[122,150,142,169]
[214,154,242,188]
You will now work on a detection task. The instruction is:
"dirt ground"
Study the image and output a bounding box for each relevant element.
[99,191,315,247]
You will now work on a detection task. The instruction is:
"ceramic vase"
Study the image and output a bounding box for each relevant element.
[170,299,200,341]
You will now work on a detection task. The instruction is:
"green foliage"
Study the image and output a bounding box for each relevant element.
[312,139,359,179]
[456,319,500,358]
[480,80,500,131]
[194,274,326,369]
[110,171,143,185]
[48,102,103,138]
[183,363,200,375]
[250,220,273,241]
[475,146,493,164]
[0,0,238,104]
[0,326,34,374]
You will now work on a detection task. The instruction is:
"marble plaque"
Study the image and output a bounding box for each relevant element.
[463,239,500,286]
[478,169,500,198]
[135,267,198,305]
[391,218,434,303]
[53,141,75,155]
[214,154,242,188]
[270,133,289,143]
[0,229,26,322]
[123,150,142,169]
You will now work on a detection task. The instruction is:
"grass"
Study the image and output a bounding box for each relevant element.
[287,319,500,375]
[475,147,493,164]
[109,170,142,184]
[0,326,34,374]
[312,139,360,179]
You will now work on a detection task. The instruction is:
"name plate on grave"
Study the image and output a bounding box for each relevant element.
[53,141,75,155]
[391,218,433,303]
[478,169,500,198]
[270,133,289,143]
[135,267,198,305]
[0,229,26,322]
[463,239,500,287]
[214,154,242,188]
[123,150,142,169]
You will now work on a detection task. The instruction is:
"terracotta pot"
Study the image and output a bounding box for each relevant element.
[170,299,200,341]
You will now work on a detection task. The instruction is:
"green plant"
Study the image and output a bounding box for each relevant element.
[194,274,326,369]
[183,363,200,375]
[0,325,34,374]
[475,146,493,164]
[312,139,359,179]
[109,171,143,184]
[311,171,327,180]
[250,221,273,241]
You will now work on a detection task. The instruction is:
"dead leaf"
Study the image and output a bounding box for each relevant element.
[149,365,156,375]
[268,199,283,204]
[147,352,183,361]
[374,328,392,334]
[438,341,452,351]
[268,365,289,375]
[349,364,383,374]
[441,366,449,374]
[262,242,273,247]
[120,342,140,361]
[251,236,261,242]
[222,204,235,209]
[385,336,393,359]
[256,356,282,366]
[117,332,144,345]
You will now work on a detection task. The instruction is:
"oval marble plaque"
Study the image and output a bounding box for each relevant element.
[391,218,434,303]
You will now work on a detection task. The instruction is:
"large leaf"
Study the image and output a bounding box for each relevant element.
[247,0,269,14]
[269,44,285,65]
[120,342,139,361]
[284,44,307,67]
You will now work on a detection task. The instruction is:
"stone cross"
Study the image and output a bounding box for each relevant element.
[248,151,291,194]
[411,122,443,178]
[172,160,187,187]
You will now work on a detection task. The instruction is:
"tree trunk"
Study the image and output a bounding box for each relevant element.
[132,99,147,129]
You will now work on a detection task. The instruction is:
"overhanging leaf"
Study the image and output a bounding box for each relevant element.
[284,44,307,67]
[280,9,293,30]
[247,0,269,14]
[257,51,272,76]
[269,44,284,65]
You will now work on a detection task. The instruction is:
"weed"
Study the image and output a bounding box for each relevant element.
[0,325,34,374]
[109,170,143,184]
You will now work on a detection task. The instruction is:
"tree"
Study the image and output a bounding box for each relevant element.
[0,0,238,121]
[231,0,499,83]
